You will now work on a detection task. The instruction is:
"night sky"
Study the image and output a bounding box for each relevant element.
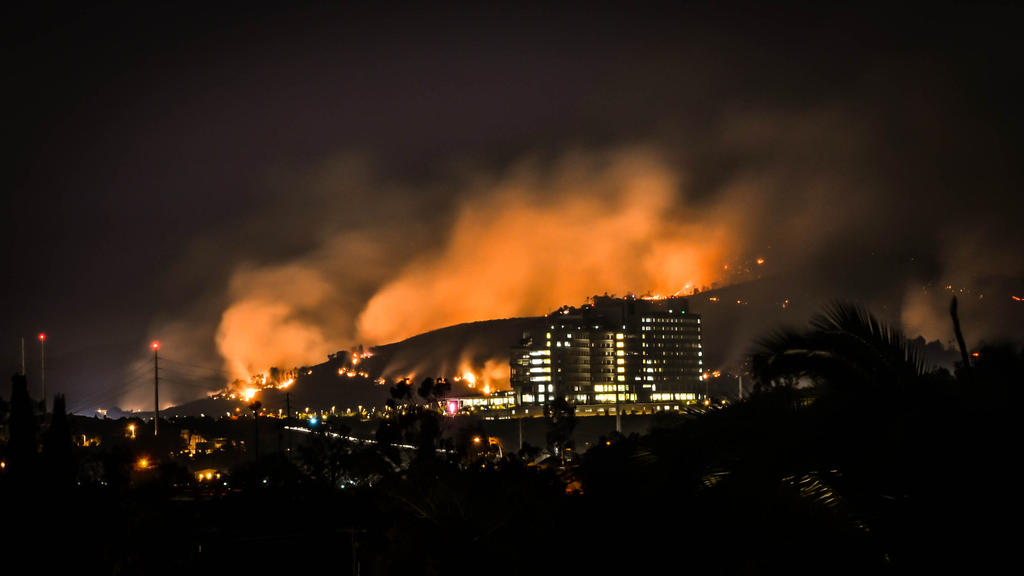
[5,2,1022,412]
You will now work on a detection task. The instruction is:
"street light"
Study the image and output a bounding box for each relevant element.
[39,333,46,412]
[151,341,160,436]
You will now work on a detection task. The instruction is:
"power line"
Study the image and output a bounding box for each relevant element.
[159,356,234,378]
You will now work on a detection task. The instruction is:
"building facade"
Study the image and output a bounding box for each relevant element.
[511,295,703,406]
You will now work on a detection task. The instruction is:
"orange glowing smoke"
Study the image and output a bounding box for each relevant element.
[216,265,335,382]
[213,149,749,386]
[357,150,741,345]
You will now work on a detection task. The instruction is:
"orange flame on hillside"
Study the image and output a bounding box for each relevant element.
[213,149,749,384]
[357,151,740,346]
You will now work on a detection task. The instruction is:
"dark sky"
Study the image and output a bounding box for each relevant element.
[4,2,1022,412]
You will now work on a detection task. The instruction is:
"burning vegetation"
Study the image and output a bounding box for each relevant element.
[207,150,757,390]
[145,145,1018,411]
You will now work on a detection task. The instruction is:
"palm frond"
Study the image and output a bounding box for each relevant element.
[751,301,926,393]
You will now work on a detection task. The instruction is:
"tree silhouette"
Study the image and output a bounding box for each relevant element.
[7,373,38,485]
[387,378,413,408]
[42,394,75,491]
[752,301,926,394]
[745,299,1023,571]
[416,377,434,402]
[432,377,451,400]
[299,422,352,488]
[544,395,576,464]
[248,401,262,459]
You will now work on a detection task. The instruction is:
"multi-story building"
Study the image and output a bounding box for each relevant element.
[510,295,703,406]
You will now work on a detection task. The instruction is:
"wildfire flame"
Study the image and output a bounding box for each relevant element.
[212,150,750,389]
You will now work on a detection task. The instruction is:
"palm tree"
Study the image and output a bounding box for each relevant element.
[751,301,927,397]
[747,301,997,570]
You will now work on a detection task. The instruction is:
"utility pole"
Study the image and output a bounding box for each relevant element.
[249,401,262,460]
[152,341,160,436]
[518,417,523,452]
[286,391,292,452]
[39,333,46,413]
[614,386,622,434]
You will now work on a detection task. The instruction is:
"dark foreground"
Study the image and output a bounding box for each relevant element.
[2,306,1021,575]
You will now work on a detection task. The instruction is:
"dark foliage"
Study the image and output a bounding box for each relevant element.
[2,301,1019,574]
[6,373,38,486]
[41,394,75,491]
[544,395,576,462]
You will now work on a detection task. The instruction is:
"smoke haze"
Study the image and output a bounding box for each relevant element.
[196,90,1022,389]
[6,4,1020,409]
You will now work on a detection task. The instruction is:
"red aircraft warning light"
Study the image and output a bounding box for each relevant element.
[39,333,46,341]
[151,341,160,351]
